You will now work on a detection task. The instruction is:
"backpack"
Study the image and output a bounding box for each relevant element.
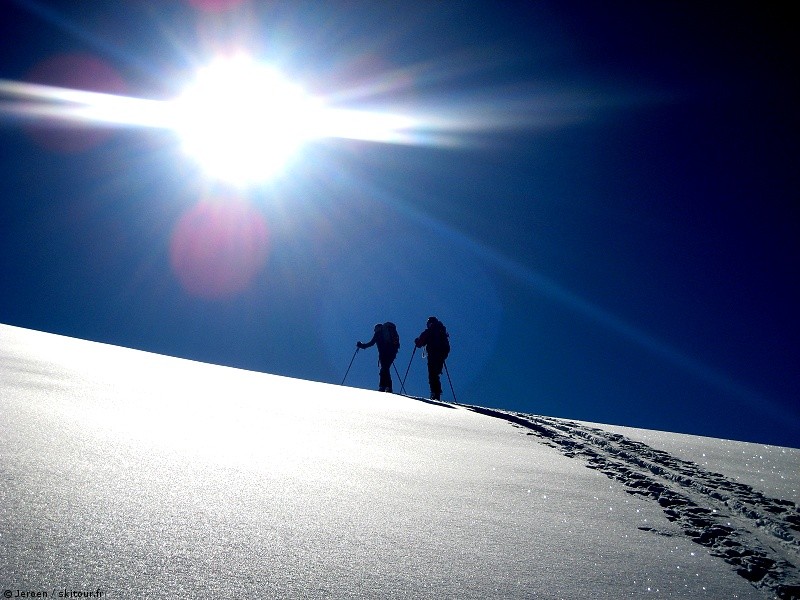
[427,321,450,358]
[382,322,400,355]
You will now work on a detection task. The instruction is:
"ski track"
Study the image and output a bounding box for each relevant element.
[461,404,800,600]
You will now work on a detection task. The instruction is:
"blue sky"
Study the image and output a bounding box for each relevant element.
[1,0,797,447]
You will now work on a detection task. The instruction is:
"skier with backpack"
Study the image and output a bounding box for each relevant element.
[414,316,450,400]
[357,322,400,393]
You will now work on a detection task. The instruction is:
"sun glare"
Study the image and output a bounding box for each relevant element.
[1,52,441,186]
[171,55,321,185]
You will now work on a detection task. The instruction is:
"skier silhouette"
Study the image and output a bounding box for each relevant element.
[414,316,450,400]
[357,322,400,393]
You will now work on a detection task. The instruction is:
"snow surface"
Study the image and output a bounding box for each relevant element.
[1,323,798,599]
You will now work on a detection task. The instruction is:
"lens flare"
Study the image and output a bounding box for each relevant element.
[23,52,127,153]
[170,197,270,299]
[186,0,245,12]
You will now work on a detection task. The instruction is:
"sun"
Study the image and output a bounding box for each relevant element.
[171,55,321,185]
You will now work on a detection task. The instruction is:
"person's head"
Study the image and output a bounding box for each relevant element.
[427,316,438,328]
[374,323,383,331]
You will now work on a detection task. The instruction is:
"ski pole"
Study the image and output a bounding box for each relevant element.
[401,346,416,392]
[392,362,407,395]
[341,347,359,385]
[443,360,458,404]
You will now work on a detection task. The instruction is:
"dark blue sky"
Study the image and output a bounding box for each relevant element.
[1,1,797,447]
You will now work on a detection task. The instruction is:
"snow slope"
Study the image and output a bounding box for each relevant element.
[1,324,798,599]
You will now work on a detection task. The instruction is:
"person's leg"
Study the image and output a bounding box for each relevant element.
[379,359,393,392]
[427,358,443,399]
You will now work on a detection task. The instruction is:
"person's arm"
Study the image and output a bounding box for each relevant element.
[414,330,428,348]
[358,332,378,349]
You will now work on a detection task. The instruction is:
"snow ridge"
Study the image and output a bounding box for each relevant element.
[465,405,800,600]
